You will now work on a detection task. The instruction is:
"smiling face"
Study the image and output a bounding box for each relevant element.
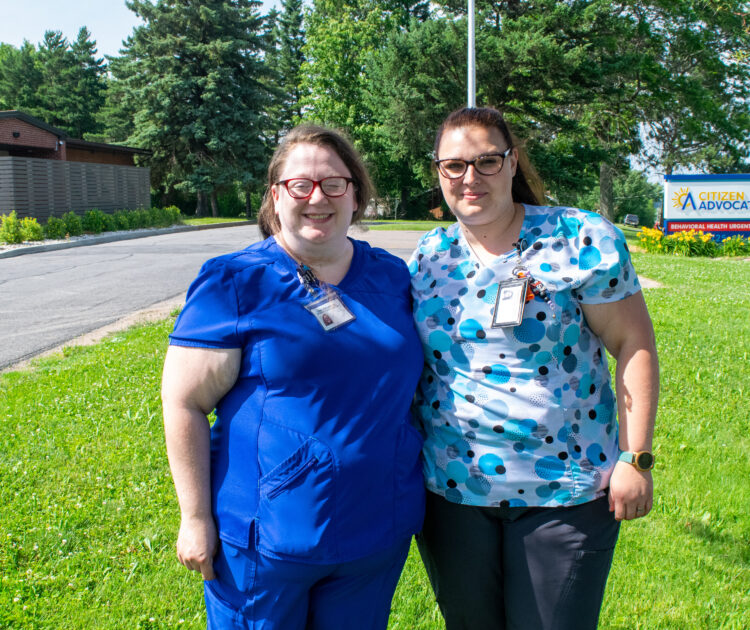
[436,124,518,227]
[271,143,356,252]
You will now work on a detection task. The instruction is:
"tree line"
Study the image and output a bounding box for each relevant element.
[0,0,748,223]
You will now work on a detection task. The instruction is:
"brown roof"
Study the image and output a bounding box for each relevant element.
[0,110,149,155]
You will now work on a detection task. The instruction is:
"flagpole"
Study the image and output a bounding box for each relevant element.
[467,0,476,107]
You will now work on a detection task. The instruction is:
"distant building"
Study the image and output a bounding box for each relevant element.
[0,110,150,219]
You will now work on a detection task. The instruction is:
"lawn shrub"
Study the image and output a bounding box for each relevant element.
[128,209,149,229]
[20,217,44,241]
[113,210,131,231]
[0,210,23,244]
[61,211,83,236]
[165,205,181,223]
[148,206,175,228]
[44,216,67,239]
[101,212,117,232]
[82,209,107,234]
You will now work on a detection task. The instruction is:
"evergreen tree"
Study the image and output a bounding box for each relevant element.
[69,27,107,139]
[0,42,43,113]
[0,30,106,138]
[122,0,272,215]
[267,0,306,139]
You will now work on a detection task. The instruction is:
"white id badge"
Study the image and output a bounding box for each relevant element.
[305,294,356,331]
[491,277,528,328]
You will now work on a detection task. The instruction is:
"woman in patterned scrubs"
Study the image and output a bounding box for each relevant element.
[409,107,659,630]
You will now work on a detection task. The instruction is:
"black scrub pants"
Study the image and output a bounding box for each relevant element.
[416,491,620,630]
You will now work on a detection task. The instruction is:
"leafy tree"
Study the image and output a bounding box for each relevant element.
[121,0,272,216]
[638,0,750,175]
[571,169,661,227]
[363,18,466,212]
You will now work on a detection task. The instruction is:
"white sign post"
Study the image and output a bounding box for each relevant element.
[663,174,750,239]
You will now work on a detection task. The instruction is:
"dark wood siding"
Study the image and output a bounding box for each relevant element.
[0,157,150,220]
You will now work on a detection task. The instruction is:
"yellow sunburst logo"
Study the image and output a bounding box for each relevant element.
[672,187,696,211]
[672,187,689,208]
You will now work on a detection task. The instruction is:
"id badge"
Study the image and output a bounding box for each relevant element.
[491,277,528,328]
[304,293,356,331]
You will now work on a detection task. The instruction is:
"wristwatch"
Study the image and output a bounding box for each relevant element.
[618,450,655,472]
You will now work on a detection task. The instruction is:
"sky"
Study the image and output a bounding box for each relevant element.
[0,0,276,58]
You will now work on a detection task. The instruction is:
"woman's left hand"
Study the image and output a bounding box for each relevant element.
[608,461,653,520]
[582,292,658,523]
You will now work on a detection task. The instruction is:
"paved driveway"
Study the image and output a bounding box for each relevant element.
[0,225,425,370]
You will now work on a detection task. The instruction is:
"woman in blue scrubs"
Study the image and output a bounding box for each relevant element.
[161,125,425,629]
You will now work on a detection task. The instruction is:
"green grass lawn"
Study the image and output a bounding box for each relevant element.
[181,217,251,226]
[1,252,748,629]
[363,220,450,232]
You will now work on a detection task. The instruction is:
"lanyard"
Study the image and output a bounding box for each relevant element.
[511,240,555,315]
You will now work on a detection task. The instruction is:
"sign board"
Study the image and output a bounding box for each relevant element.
[663,174,750,239]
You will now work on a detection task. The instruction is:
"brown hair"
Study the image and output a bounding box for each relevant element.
[434,107,545,206]
[258,125,374,238]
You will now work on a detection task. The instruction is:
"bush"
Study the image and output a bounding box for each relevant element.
[163,205,182,224]
[20,217,44,241]
[61,211,83,236]
[128,209,149,229]
[0,210,24,244]
[113,210,131,231]
[101,212,117,233]
[82,209,106,234]
[45,216,67,240]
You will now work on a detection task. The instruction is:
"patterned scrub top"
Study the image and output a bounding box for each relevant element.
[408,204,641,508]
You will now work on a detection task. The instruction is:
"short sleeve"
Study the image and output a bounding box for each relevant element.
[169,258,241,349]
[575,211,641,304]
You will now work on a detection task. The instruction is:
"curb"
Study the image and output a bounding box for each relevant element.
[0,220,257,259]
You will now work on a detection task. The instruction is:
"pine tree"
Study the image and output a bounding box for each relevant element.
[266,0,306,140]
[121,0,272,215]
[0,42,43,113]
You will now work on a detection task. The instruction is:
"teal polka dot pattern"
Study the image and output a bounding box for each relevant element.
[409,205,641,508]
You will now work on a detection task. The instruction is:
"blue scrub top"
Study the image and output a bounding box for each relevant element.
[170,237,425,564]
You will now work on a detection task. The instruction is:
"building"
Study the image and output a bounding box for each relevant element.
[0,110,150,220]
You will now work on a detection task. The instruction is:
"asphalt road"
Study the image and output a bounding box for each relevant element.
[0,225,423,370]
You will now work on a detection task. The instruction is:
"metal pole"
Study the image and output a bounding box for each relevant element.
[467,0,476,107]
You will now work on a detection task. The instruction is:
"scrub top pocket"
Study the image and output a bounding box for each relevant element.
[256,433,336,562]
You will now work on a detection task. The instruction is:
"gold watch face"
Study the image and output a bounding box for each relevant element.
[635,452,654,470]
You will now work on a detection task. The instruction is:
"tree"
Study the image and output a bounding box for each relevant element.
[69,27,107,139]
[638,0,750,175]
[0,30,106,139]
[121,0,272,216]
[0,42,44,113]
[266,0,306,140]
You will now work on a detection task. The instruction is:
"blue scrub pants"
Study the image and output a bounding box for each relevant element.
[203,536,411,629]
[417,491,620,630]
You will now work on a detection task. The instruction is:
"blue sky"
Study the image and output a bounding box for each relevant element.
[0,0,277,58]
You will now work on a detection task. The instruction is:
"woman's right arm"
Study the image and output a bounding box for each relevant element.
[161,345,241,579]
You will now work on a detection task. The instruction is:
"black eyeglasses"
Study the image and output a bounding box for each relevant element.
[276,177,354,199]
[435,148,513,179]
